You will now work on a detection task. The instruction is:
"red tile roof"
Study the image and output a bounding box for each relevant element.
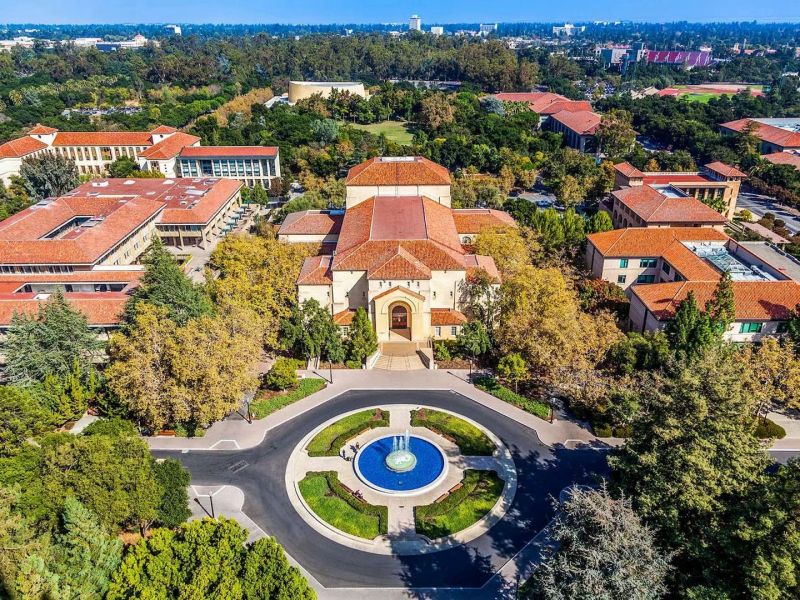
[333,309,356,326]
[139,132,200,160]
[179,146,279,158]
[549,110,602,135]
[431,308,468,326]
[0,270,143,293]
[720,119,800,150]
[52,131,155,147]
[278,211,343,236]
[464,254,501,281]
[149,125,177,134]
[587,227,729,256]
[28,124,58,135]
[641,174,711,185]
[451,209,516,233]
[372,285,425,302]
[705,161,747,178]
[346,157,451,186]
[493,92,592,115]
[0,294,129,327]
[297,255,333,285]
[764,152,800,170]
[0,136,47,159]
[612,185,726,225]
[615,162,644,179]
[632,280,800,321]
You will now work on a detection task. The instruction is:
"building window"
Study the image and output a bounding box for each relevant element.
[639,259,657,268]
[662,263,671,275]
[740,322,763,334]
[340,326,350,335]
[451,326,458,336]
[435,326,441,337]
[619,259,629,268]
[636,274,655,284]
[617,275,627,284]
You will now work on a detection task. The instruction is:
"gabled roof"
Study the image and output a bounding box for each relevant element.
[493,92,591,115]
[464,254,501,281]
[587,227,729,257]
[431,308,468,326]
[368,247,432,280]
[372,285,425,302]
[278,211,343,236]
[0,136,47,159]
[549,110,602,135]
[614,162,645,179]
[297,255,333,285]
[139,132,200,160]
[451,208,516,233]
[632,280,800,321]
[764,152,800,170]
[346,157,451,186]
[720,118,800,149]
[0,294,129,327]
[333,309,356,326]
[704,161,746,178]
[149,125,177,135]
[612,185,726,225]
[28,123,58,135]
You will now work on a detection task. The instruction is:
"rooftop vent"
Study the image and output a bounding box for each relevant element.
[123,180,135,185]
[91,181,109,187]
[163,179,174,185]
[34,292,51,300]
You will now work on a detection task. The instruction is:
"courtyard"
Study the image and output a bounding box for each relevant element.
[156,383,612,594]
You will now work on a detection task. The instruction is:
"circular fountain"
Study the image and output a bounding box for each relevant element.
[355,429,447,495]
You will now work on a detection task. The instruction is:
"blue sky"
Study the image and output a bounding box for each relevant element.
[2,0,798,25]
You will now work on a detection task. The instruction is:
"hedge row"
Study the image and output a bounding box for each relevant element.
[473,376,551,420]
[318,471,389,535]
[250,377,326,419]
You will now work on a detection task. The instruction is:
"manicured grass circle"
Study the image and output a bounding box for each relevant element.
[305,409,389,457]
[410,408,495,456]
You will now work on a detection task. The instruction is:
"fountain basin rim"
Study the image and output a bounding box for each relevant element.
[354,434,449,496]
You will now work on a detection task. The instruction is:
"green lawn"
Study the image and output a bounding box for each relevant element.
[250,377,326,420]
[306,408,389,456]
[681,92,717,104]
[298,471,388,539]
[473,376,551,420]
[349,120,414,145]
[410,408,495,456]
[415,470,504,539]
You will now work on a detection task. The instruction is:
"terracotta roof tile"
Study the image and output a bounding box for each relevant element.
[372,285,425,302]
[614,162,645,178]
[720,119,800,150]
[612,185,726,225]
[346,157,451,186]
[278,211,343,236]
[52,131,155,147]
[764,152,800,170]
[0,136,47,159]
[149,125,177,134]
[549,110,602,135]
[431,308,468,326]
[704,161,747,178]
[139,132,200,160]
[464,254,501,282]
[632,280,800,321]
[368,247,432,280]
[333,309,356,326]
[587,227,729,256]
[493,92,591,115]
[28,124,58,135]
[452,209,516,233]
[297,255,333,285]
[0,294,128,326]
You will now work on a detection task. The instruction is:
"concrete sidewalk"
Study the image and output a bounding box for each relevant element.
[146,369,614,451]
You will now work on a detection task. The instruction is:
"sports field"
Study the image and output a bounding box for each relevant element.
[350,120,414,145]
[659,83,765,103]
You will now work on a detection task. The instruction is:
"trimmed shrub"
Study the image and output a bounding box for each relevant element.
[754,417,787,440]
[434,341,452,361]
[306,409,389,456]
[320,471,388,534]
[250,377,326,419]
[82,417,139,437]
[345,359,362,370]
[473,376,551,420]
[265,357,299,391]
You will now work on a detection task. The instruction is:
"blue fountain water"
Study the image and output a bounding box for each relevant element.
[356,436,445,492]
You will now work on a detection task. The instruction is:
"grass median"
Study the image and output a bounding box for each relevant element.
[415,470,504,539]
[410,408,495,455]
[306,408,389,456]
[298,471,388,539]
[473,376,551,420]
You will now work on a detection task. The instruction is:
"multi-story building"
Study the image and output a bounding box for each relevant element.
[543,110,602,152]
[720,118,800,154]
[585,227,800,341]
[552,23,585,36]
[612,161,745,221]
[765,151,800,171]
[0,124,280,188]
[176,146,281,188]
[278,157,514,344]
[287,81,367,104]
[492,92,593,125]
[409,15,422,31]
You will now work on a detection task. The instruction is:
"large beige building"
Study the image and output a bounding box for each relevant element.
[278,157,513,344]
[287,81,367,104]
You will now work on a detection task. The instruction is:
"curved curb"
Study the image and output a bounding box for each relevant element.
[285,404,517,556]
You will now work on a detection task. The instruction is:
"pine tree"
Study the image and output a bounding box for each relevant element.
[705,270,736,334]
[347,307,378,365]
[665,292,716,361]
[124,237,213,326]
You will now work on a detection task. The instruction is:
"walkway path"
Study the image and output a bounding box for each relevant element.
[146,369,613,451]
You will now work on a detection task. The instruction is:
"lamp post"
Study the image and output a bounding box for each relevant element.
[193,493,215,519]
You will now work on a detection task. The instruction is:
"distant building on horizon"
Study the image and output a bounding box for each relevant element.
[409,15,422,32]
[552,23,585,37]
[430,26,444,36]
[479,23,498,36]
[164,24,182,36]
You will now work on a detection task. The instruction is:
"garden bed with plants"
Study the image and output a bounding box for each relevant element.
[410,408,495,455]
[414,470,504,539]
[250,377,327,419]
[298,471,388,539]
[473,376,552,421]
[306,408,389,456]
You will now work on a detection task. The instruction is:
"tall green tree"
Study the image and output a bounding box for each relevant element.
[19,153,79,199]
[153,459,192,528]
[346,307,377,364]
[531,486,671,600]
[705,270,736,334]
[281,299,344,363]
[4,291,101,386]
[124,237,213,327]
[0,386,54,457]
[665,292,717,361]
[456,321,491,367]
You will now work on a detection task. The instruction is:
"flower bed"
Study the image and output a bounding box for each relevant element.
[306,408,389,457]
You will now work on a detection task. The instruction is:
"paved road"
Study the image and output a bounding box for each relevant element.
[158,389,610,589]
[737,188,800,235]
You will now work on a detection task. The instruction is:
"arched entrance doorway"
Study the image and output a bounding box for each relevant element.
[389,302,411,339]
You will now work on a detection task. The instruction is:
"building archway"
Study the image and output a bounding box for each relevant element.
[388,301,412,340]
